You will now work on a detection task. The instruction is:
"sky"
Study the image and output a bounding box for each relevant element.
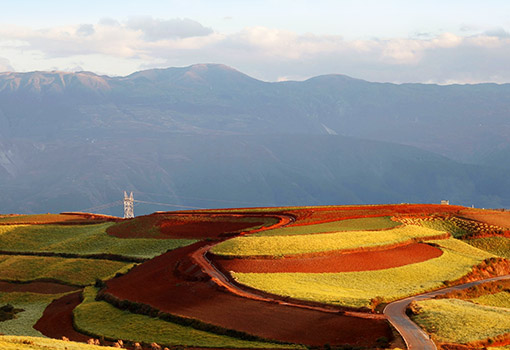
[1,0,510,83]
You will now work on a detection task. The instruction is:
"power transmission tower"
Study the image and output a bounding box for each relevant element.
[123,191,134,219]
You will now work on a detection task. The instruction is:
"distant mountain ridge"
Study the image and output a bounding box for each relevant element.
[1,64,509,215]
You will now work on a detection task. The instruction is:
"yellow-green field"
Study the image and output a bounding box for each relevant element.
[0,292,67,337]
[0,223,196,259]
[0,336,117,350]
[0,255,133,286]
[412,298,510,344]
[253,216,400,236]
[232,239,493,308]
[74,287,302,349]
[212,224,446,257]
[465,237,510,259]
[471,292,510,309]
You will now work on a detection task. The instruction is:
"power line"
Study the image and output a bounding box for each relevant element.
[132,190,270,206]
[133,200,204,210]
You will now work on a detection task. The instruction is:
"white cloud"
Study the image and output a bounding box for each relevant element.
[1,19,510,84]
[126,17,213,41]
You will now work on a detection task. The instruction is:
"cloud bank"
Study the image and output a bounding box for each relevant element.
[1,17,510,83]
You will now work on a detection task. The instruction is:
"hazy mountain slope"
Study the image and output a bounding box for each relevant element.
[1,135,508,216]
[1,64,509,214]
[1,64,509,161]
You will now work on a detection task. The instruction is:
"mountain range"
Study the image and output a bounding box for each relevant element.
[1,64,509,215]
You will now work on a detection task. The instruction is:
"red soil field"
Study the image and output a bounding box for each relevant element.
[213,243,443,273]
[0,281,79,294]
[107,213,274,239]
[458,209,510,229]
[33,291,90,342]
[104,242,392,347]
[281,204,467,226]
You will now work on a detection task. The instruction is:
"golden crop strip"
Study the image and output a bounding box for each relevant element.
[212,224,447,257]
[0,336,116,350]
[412,298,510,343]
[232,239,494,308]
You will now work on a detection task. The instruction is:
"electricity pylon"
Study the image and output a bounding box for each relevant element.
[123,191,134,219]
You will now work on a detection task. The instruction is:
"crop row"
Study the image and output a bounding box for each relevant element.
[231,238,494,308]
[212,224,448,257]
[0,223,196,260]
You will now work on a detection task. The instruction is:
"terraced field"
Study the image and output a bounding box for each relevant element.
[412,298,510,344]
[212,224,447,257]
[0,223,195,259]
[1,205,509,350]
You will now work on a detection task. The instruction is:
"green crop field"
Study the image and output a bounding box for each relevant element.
[412,298,510,344]
[465,237,510,259]
[232,239,493,308]
[0,223,196,259]
[74,287,301,349]
[0,292,65,337]
[471,292,510,309]
[0,336,117,350]
[0,255,133,286]
[252,216,400,236]
[212,224,446,257]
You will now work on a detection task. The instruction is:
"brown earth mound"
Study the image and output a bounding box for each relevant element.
[107,213,273,239]
[213,243,442,273]
[104,242,392,347]
[33,291,90,342]
[0,281,79,294]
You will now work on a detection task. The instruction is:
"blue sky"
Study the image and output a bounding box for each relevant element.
[1,0,510,83]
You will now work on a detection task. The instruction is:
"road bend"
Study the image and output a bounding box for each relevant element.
[384,274,510,350]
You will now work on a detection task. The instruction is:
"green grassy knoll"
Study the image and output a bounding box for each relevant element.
[252,216,400,236]
[212,225,446,258]
[412,298,510,344]
[0,223,195,259]
[0,335,117,349]
[74,287,302,349]
[465,237,510,259]
[471,292,510,309]
[232,238,493,308]
[0,292,66,337]
[0,255,132,286]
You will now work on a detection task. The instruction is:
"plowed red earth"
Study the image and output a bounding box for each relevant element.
[214,243,442,273]
[34,291,90,342]
[105,242,392,346]
[0,281,79,294]
[459,209,510,229]
[283,204,466,226]
[108,214,271,239]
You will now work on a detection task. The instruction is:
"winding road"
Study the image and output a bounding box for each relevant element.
[384,274,510,349]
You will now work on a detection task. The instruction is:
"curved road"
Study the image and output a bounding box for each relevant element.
[384,274,510,349]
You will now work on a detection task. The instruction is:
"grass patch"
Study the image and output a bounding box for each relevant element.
[0,335,117,349]
[0,223,196,259]
[0,292,65,337]
[232,238,493,308]
[465,237,510,259]
[0,255,132,286]
[412,298,510,344]
[471,292,510,309]
[212,225,446,257]
[253,216,400,237]
[74,287,301,349]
